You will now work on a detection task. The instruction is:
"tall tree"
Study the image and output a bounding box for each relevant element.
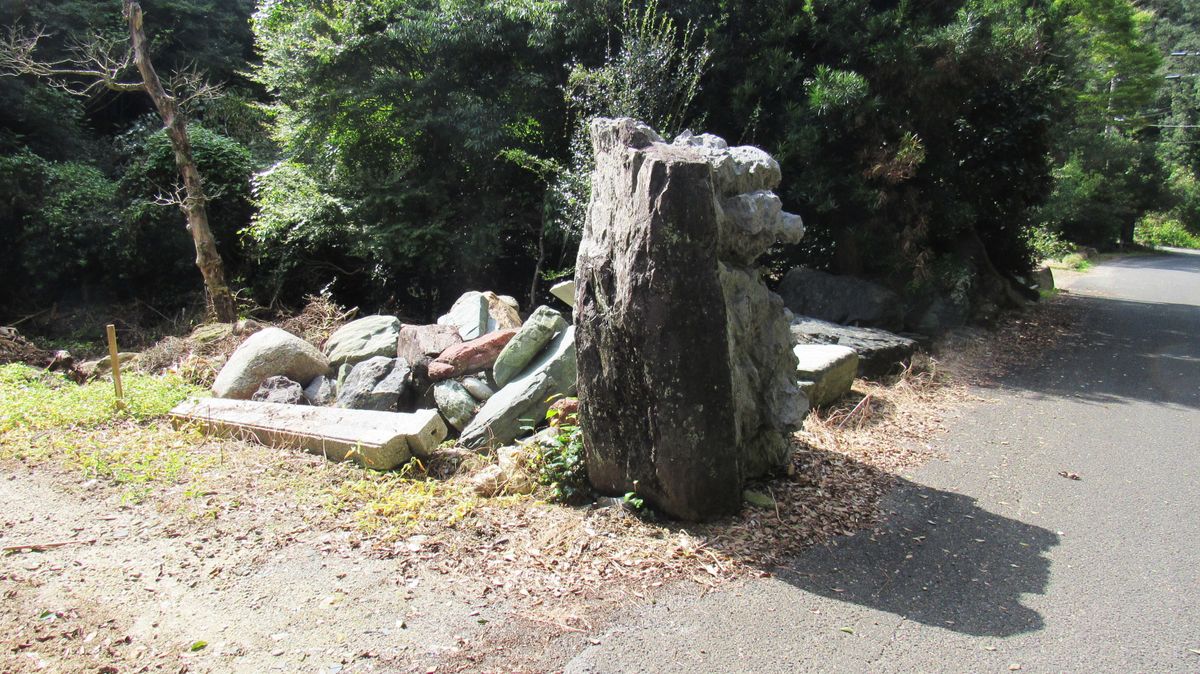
[0,1,237,321]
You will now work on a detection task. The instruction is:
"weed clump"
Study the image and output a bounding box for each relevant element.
[0,363,200,432]
[0,363,213,501]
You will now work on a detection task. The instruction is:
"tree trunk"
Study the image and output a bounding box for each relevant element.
[125,1,236,323]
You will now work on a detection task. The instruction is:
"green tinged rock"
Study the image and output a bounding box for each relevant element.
[460,326,576,449]
[492,305,567,387]
[433,380,478,432]
[323,315,402,367]
[743,489,776,509]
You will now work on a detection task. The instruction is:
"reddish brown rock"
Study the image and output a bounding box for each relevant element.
[397,323,462,376]
[427,329,517,382]
[547,397,579,427]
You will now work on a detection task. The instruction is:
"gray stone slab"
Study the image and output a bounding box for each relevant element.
[793,344,858,406]
[549,280,576,308]
[170,398,446,468]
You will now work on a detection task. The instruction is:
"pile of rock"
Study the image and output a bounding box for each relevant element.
[206,288,576,464]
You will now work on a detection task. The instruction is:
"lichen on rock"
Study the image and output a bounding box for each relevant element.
[575,117,807,521]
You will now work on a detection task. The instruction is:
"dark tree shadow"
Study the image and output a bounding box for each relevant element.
[983,249,1200,410]
[774,478,1059,637]
[990,293,1200,410]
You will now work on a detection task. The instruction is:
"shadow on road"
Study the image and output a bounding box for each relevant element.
[992,294,1200,411]
[776,479,1059,637]
[743,251,1196,640]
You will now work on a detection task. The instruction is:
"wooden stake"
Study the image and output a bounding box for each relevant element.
[106,323,124,407]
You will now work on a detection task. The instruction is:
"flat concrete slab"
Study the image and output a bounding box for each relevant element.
[170,398,447,469]
[793,344,858,405]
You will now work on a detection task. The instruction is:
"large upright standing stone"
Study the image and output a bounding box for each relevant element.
[575,118,806,521]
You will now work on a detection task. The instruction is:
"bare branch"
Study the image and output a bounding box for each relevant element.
[151,183,189,211]
[0,25,143,96]
[164,64,223,114]
[151,179,223,213]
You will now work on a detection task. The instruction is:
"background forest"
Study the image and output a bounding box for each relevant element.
[1,0,1198,335]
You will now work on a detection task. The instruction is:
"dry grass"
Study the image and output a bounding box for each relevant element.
[799,352,968,474]
[135,294,356,388]
[277,294,357,347]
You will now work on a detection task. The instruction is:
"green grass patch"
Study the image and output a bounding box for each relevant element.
[0,363,213,502]
[1058,252,1093,271]
[0,363,201,432]
[324,468,524,539]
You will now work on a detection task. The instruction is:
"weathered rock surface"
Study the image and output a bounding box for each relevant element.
[171,398,446,469]
[335,362,352,389]
[374,359,413,404]
[469,455,535,497]
[905,292,969,335]
[437,291,523,340]
[790,316,916,377]
[433,380,478,432]
[549,280,576,308]
[575,118,804,521]
[189,323,232,345]
[492,305,568,387]
[721,265,808,477]
[460,376,494,402]
[252,376,307,405]
[82,351,139,377]
[1035,266,1055,291]
[336,356,412,411]
[718,191,805,264]
[437,292,490,341]
[793,344,858,406]
[427,329,517,382]
[778,268,905,331]
[323,315,402,367]
[396,324,461,375]
[302,375,336,406]
[548,396,579,426]
[496,445,535,495]
[459,326,577,449]
[212,327,329,400]
[488,293,522,327]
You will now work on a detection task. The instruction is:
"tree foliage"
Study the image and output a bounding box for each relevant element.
[248,0,570,310]
[1,0,1196,326]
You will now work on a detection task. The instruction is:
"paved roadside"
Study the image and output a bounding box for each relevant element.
[565,249,1200,673]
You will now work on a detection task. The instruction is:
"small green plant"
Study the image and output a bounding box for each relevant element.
[1025,225,1075,261]
[1059,252,1092,271]
[531,405,589,503]
[622,491,645,510]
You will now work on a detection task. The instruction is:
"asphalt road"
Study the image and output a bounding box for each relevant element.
[565,249,1200,673]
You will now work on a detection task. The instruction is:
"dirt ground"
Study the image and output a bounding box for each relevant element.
[0,297,1078,674]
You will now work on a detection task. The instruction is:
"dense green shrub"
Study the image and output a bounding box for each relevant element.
[248,0,572,312]
[0,152,124,307]
[118,122,254,305]
[1037,134,1162,246]
[1135,213,1200,249]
